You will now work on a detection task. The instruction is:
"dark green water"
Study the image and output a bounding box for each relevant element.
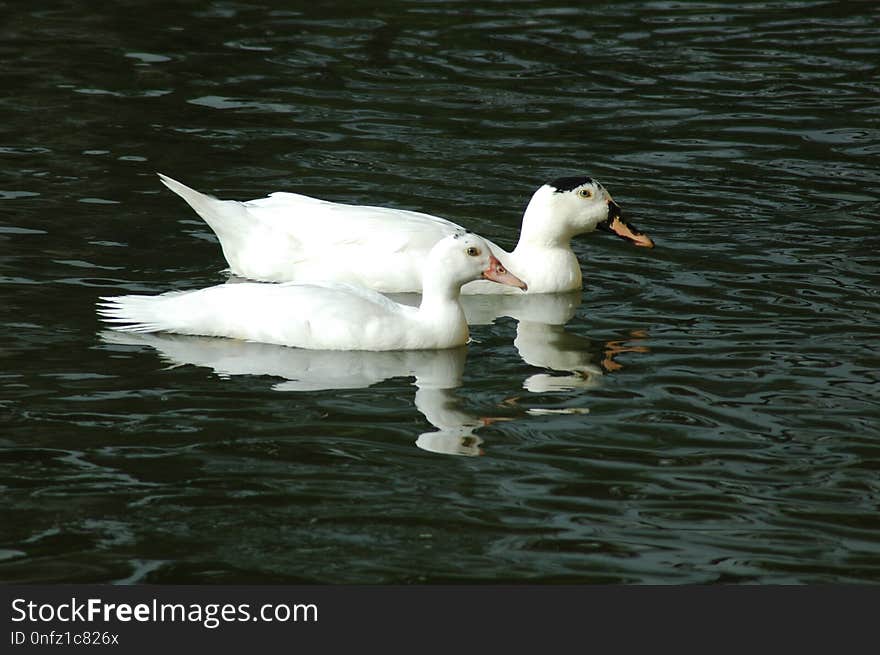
[2,1,879,583]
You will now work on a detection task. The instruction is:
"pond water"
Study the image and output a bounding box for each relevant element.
[2,1,879,583]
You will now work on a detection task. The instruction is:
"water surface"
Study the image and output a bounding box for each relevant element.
[1,1,879,583]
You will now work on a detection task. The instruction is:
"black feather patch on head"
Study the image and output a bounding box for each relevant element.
[549,176,593,193]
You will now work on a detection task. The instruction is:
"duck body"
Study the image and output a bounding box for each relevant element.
[98,233,526,351]
[101,281,466,351]
[204,187,462,292]
[159,174,652,294]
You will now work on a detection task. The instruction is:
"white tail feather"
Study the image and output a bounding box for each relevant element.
[97,293,187,333]
[157,173,251,240]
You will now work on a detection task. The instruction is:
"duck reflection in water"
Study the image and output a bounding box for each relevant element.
[100,293,648,456]
[388,290,650,393]
[100,331,489,456]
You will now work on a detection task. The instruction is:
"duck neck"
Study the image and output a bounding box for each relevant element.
[509,205,582,293]
[513,202,573,252]
[419,275,466,316]
[417,275,469,342]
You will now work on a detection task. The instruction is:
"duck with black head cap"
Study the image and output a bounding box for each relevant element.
[157,173,653,294]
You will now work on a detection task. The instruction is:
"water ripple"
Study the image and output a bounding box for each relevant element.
[1,0,878,584]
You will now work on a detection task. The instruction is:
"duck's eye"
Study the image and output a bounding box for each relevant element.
[578,188,593,199]
[466,246,480,257]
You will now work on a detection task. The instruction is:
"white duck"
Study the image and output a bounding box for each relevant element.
[98,233,526,351]
[158,173,653,294]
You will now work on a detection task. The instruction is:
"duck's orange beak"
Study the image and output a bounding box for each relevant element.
[599,200,654,248]
[483,255,528,291]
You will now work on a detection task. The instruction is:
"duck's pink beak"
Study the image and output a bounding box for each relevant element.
[483,255,528,291]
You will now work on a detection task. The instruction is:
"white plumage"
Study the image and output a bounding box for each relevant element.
[98,233,526,351]
[158,173,653,294]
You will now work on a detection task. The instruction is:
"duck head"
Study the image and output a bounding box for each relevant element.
[523,176,654,248]
[431,233,528,292]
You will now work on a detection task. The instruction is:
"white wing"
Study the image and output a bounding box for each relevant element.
[159,175,510,291]
[98,281,418,350]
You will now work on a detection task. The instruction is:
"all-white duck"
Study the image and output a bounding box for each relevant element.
[98,233,526,351]
[158,173,653,294]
